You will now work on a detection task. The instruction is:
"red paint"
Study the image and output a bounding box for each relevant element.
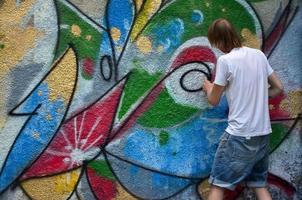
[269,92,291,120]
[21,80,125,179]
[87,167,117,200]
[171,46,216,70]
[82,58,95,76]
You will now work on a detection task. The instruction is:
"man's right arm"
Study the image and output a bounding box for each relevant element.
[268,72,283,98]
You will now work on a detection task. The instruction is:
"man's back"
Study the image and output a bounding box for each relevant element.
[214,46,273,137]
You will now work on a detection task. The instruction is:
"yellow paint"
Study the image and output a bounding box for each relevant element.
[71,24,81,37]
[280,90,302,118]
[85,35,92,41]
[111,27,121,42]
[134,0,144,12]
[241,28,261,49]
[0,0,41,129]
[136,36,152,54]
[115,184,137,200]
[46,48,77,103]
[198,179,211,199]
[21,168,81,200]
[130,0,162,41]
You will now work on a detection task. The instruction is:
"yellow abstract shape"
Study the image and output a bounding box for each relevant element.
[71,24,81,37]
[134,0,144,12]
[21,168,81,200]
[136,36,152,54]
[130,0,162,41]
[241,28,261,49]
[115,184,137,200]
[280,90,302,118]
[198,179,211,199]
[111,27,121,42]
[46,48,77,103]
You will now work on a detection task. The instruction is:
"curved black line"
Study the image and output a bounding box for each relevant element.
[66,166,85,200]
[194,182,204,200]
[103,149,198,200]
[85,162,108,200]
[104,149,203,180]
[0,44,80,195]
[270,113,302,153]
[180,69,209,92]
[100,55,113,81]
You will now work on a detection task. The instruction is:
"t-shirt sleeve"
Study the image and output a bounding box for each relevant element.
[214,57,229,86]
[261,51,274,76]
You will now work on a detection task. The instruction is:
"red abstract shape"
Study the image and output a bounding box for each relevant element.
[86,167,117,200]
[21,80,125,179]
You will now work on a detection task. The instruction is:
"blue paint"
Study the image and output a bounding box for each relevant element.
[191,10,204,24]
[151,19,184,53]
[0,83,67,192]
[121,97,228,178]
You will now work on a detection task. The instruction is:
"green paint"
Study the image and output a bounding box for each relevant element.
[269,123,288,153]
[159,130,170,146]
[137,88,198,128]
[55,1,102,61]
[118,66,162,120]
[143,0,257,46]
[0,43,4,49]
[81,70,93,80]
[88,160,116,181]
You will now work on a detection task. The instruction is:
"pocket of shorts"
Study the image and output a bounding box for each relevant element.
[230,136,257,161]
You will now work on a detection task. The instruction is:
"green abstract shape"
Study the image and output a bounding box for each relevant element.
[118,66,162,120]
[88,160,116,181]
[159,130,170,146]
[55,1,102,61]
[137,88,198,128]
[143,0,257,45]
[269,123,288,153]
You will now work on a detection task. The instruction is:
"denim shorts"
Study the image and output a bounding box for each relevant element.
[208,132,270,190]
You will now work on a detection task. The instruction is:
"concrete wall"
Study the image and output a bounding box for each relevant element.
[0,0,301,199]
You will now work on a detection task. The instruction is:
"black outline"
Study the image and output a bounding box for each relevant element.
[100,55,113,81]
[179,62,212,92]
[0,44,79,195]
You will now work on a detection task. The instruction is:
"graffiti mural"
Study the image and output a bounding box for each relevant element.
[0,0,301,199]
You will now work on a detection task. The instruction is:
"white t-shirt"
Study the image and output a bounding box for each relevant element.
[214,46,273,137]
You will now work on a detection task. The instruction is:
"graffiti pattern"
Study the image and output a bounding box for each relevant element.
[0,0,301,199]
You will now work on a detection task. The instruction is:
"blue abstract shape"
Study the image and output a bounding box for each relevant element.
[118,96,228,179]
[152,18,185,53]
[0,83,67,193]
[101,0,134,59]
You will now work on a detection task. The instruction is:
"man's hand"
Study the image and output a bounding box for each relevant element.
[203,79,213,95]
[202,79,225,106]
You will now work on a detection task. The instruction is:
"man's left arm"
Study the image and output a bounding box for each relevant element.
[203,79,225,106]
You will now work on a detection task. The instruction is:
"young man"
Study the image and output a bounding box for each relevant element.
[203,19,283,200]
